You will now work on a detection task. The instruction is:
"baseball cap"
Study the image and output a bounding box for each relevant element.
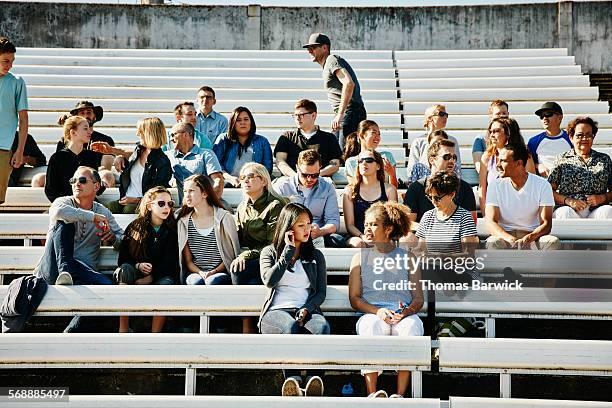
[302,33,331,48]
[535,101,563,117]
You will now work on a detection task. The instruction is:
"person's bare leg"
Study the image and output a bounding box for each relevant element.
[396,370,411,397]
[31,172,46,187]
[242,317,256,333]
[100,155,114,171]
[119,316,130,333]
[151,316,167,333]
[364,372,378,395]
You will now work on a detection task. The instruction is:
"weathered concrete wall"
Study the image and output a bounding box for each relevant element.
[1,1,610,73]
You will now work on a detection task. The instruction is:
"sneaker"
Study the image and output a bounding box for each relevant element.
[304,376,324,396]
[282,377,303,397]
[368,390,388,398]
[56,272,73,285]
[389,394,404,398]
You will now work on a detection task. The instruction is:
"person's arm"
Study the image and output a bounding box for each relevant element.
[210,172,224,199]
[386,183,398,202]
[259,244,293,289]
[406,138,421,181]
[319,184,340,235]
[320,158,340,177]
[517,206,554,246]
[403,182,419,223]
[526,156,537,174]
[331,68,355,132]
[117,224,135,267]
[11,111,28,168]
[348,252,378,314]
[49,197,96,224]
[479,154,489,217]
[275,152,296,177]
[485,204,516,244]
[302,250,327,313]
[182,243,201,275]
[343,187,362,238]
[153,153,173,188]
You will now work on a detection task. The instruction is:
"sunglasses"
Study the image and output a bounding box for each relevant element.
[441,153,458,161]
[292,112,314,119]
[358,157,377,164]
[538,112,556,119]
[573,133,594,140]
[426,193,447,203]
[69,176,92,185]
[300,171,320,180]
[434,112,449,118]
[155,200,175,208]
[240,173,261,182]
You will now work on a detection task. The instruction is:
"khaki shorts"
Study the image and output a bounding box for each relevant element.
[0,149,12,204]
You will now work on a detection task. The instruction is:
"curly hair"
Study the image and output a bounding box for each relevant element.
[365,201,412,240]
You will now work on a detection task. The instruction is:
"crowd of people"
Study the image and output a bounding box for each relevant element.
[1,33,612,398]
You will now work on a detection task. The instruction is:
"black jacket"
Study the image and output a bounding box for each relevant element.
[1,276,48,333]
[44,148,102,202]
[118,144,172,198]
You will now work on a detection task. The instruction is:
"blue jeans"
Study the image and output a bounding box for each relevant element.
[35,220,112,332]
[260,308,330,380]
[186,272,231,286]
[230,258,262,285]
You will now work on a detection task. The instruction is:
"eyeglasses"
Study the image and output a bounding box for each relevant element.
[69,176,92,185]
[433,112,449,118]
[240,173,261,182]
[426,193,447,203]
[538,112,556,119]
[292,112,314,119]
[155,200,175,208]
[573,133,594,140]
[358,157,376,164]
[441,153,458,161]
[299,171,320,180]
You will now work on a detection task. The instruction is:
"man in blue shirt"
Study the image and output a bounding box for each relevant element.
[165,122,224,203]
[274,149,344,248]
[0,37,28,203]
[173,101,212,150]
[195,86,228,146]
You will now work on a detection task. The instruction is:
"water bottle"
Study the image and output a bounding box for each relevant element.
[341,382,354,397]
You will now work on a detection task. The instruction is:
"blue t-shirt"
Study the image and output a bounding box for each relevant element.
[472,136,486,153]
[527,130,572,170]
[0,72,28,150]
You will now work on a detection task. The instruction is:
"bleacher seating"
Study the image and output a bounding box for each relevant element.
[449,397,612,408]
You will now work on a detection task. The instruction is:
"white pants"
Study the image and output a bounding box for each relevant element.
[356,313,424,374]
[554,205,612,220]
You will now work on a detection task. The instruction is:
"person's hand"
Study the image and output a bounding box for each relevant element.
[295,308,308,327]
[10,150,24,168]
[502,235,518,246]
[90,141,113,154]
[382,158,395,175]
[376,307,394,324]
[119,196,140,205]
[284,231,295,247]
[515,233,535,249]
[586,194,605,207]
[389,311,405,325]
[230,256,246,273]
[114,156,125,172]
[137,262,153,275]
[567,197,588,212]
[228,175,240,188]
[331,112,344,132]
[135,275,154,285]
[93,213,109,230]
[310,224,322,239]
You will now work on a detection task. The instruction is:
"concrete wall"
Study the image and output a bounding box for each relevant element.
[1,1,610,73]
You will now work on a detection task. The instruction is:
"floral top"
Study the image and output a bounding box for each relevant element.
[548,149,612,201]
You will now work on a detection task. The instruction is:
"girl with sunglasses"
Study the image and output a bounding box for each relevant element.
[343,120,398,188]
[177,174,238,287]
[344,149,397,248]
[114,186,179,333]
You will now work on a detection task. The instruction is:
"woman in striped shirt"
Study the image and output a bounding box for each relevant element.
[177,174,239,286]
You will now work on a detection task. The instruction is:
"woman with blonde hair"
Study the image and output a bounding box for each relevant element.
[107,117,172,214]
[45,115,104,202]
[407,104,462,182]
[230,162,287,333]
[114,186,179,333]
[344,149,397,248]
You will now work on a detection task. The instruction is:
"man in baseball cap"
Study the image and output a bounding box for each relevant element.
[303,32,366,148]
[527,101,571,177]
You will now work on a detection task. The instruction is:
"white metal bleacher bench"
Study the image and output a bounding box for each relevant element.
[439,338,612,398]
[449,396,612,408]
[0,333,431,397]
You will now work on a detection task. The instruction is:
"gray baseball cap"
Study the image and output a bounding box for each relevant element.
[302,33,331,48]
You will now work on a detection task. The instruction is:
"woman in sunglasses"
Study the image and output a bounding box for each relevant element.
[344,120,398,188]
[478,117,535,216]
[107,117,172,214]
[231,162,287,332]
[344,149,397,248]
[114,186,179,333]
[213,106,273,187]
[177,174,238,287]
[407,104,462,184]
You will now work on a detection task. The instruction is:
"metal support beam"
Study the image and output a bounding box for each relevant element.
[411,370,423,398]
[485,317,496,338]
[500,373,512,398]
[185,367,197,395]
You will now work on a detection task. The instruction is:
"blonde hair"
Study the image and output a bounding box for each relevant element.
[422,104,446,129]
[137,117,167,149]
[240,162,287,204]
[62,116,88,143]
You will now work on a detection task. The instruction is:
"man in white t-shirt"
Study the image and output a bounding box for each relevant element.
[485,143,560,250]
[527,101,572,178]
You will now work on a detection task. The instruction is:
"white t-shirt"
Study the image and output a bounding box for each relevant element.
[125,160,144,198]
[269,260,310,310]
[486,173,554,232]
[535,131,572,170]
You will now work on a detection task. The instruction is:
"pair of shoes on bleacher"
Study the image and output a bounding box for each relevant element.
[282,376,323,397]
[56,272,73,285]
[368,390,404,398]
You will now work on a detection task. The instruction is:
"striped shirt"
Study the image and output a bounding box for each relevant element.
[188,216,222,272]
[416,206,477,253]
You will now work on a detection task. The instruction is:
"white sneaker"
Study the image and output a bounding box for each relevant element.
[368,390,388,398]
[56,272,73,285]
[282,377,303,396]
[304,376,324,396]
[389,394,404,398]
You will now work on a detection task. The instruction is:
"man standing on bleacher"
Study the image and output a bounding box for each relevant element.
[34,166,123,332]
[303,33,366,147]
